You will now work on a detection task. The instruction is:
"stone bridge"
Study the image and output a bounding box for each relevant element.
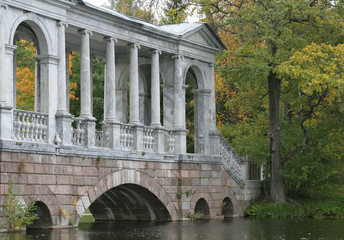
[0,0,261,229]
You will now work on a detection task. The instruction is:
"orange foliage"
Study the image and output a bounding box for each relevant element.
[16,67,35,111]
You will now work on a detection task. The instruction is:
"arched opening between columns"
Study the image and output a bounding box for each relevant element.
[117,64,150,125]
[89,184,171,221]
[184,62,209,154]
[27,201,52,229]
[12,21,49,112]
[194,198,210,219]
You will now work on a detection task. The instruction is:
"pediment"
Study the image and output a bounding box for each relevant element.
[183,25,225,50]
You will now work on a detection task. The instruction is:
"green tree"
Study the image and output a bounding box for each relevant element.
[161,0,191,24]
[197,0,344,202]
[1,181,38,231]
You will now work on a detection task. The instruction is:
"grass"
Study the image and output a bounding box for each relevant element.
[79,214,95,223]
[245,184,344,219]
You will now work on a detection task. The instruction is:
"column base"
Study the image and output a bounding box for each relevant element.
[174,128,187,154]
[0,104,13,140]
[102,121,121,149]
[56,112,73,146]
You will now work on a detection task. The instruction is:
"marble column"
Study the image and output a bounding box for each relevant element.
[172,54,186,153]
[78,29,93,118]
[56,21,72,146]
[129,43,140,125]
[104,37,118,122]
[78,29,95,148]
[103,36,120,149]
[150,50,161,127]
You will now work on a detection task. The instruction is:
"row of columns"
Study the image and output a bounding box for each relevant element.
[56,23,164,146]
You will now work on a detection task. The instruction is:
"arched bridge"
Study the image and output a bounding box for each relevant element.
[0,0,261,229]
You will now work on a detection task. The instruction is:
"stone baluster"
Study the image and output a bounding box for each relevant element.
[56,21,73,146]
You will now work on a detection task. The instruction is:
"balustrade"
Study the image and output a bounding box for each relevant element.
[143,127,156,152]
[13,110,48,142]
[71,118,85,146]
[120,124,134,150]
[219,134,245,185]
[167,131,175,153]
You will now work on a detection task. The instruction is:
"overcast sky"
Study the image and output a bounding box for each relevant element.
[85,0,108,7]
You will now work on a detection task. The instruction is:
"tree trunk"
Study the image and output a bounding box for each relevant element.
[268,71,286,203]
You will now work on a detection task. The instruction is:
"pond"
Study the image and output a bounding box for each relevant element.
[1,218,343,240]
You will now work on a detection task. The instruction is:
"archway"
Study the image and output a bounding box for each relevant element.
[222,197,234,218]
[184,62,208,154]
[89,184,171,221]
[27,201,52,229]
[12,19,49,112]
[194,198,210,219]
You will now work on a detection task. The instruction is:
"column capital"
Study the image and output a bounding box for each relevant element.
[172,54,184,60]
[1,4,7,9]
[78,29,93,36]
[194,89,211,96]
[104,36,118,43]
[4,44,17,55]
[150,49,162,55]
[57,20,68,28]
[128,43,141,50]
[209,62,216,68]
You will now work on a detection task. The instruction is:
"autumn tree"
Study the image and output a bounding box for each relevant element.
[197,0,344,202]
[16,40,36,111]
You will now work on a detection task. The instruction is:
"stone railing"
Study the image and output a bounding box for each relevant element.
[219,134,245,187]
[13,109,48,142]
[95,130,102,147]
[71,118,85,146]
[120,124,134,150]
[166,130,175,153]
[143,127,156,152]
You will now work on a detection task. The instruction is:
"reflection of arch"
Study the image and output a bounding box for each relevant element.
[75,169,178,224]
[89,184,171,221]
[222,197,234,218]
[28,201,53,229]
[194,198,210,219]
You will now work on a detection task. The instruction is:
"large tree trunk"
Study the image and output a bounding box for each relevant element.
[268,71,286,203]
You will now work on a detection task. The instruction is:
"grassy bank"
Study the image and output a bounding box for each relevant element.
[245,185,344,219]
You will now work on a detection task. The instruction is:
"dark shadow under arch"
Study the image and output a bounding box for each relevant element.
[222,197,234,218]
[28,201,52,229]
[194,198,210,219]
[89,184,171,221]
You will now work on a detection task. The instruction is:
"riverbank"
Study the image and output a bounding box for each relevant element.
[245,185,344,219]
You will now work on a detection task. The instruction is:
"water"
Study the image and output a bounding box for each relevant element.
[1,218,343,240]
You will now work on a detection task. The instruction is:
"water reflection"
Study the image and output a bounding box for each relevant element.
[1,218,343,240]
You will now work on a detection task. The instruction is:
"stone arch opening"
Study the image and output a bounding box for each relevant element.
[89,183,171,221]
[13,20,49,112]
[222,197,234,218]
[27,201,52,229]
[184,63,208,154]
[194,198,210,219]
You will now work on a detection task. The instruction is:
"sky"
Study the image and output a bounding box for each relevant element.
[85,0,108,7]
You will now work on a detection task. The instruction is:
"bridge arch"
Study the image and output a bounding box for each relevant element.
[194,198,210,219]
[75,169,178,224]
[22,185,60,227]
